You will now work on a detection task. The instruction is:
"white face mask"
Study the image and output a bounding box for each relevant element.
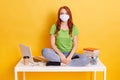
[60,14,70,22]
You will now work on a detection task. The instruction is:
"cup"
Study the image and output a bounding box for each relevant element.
[90,56,98,65]
[23,56,29,65]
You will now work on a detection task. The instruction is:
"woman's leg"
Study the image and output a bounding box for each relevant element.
[42,48,61,62]
[68,54,90,66]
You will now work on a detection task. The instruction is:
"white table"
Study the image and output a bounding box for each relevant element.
[14,59,106,80]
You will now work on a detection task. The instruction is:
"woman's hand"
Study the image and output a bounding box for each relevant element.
[60,55,68,64]
[61,55,72,64]
[66,56,72,64]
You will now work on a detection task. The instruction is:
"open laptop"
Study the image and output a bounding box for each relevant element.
[19,44,42,64]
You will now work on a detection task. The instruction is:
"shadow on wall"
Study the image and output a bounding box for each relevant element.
[38,11,57,49]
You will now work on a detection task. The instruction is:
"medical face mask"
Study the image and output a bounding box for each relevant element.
[60,14,70,22]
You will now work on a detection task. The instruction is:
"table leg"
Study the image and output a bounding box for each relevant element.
[15,70,18,80]
[104,69,106,80]
[94,71,96,80]
[23,72,26,80]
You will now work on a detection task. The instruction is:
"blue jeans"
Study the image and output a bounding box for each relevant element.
[42,48,90,66]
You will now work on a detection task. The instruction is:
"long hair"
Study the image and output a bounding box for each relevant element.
[55,6,73,35]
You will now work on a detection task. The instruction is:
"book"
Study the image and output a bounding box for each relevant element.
[83,47,99,52]
[83,48,100,57]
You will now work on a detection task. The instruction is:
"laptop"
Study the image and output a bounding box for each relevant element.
[19,44,43,64]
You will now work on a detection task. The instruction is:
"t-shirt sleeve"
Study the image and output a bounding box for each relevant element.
[72,25,79,36]
[50,24,56,35]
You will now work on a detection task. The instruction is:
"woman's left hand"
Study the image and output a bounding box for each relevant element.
[66,56,72,64]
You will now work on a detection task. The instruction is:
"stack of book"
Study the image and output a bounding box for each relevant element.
[83,47,100,57]
[83,48,100,65]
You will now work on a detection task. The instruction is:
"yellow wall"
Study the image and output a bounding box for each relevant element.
[0,0,120,80]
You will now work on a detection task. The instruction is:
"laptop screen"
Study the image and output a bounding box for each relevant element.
[19,44,32,59]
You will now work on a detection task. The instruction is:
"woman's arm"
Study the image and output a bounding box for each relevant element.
[67,35,78,62]
[50,35,67,63]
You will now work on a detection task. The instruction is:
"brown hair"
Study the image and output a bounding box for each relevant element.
[55,6,73,35]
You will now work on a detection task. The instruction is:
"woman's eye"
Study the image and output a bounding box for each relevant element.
[60,13,64,15]
[60,13,68,15]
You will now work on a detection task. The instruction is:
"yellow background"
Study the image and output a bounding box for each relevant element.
[0,0,120,80]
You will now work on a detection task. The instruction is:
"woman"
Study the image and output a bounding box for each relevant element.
[42,6,90,66]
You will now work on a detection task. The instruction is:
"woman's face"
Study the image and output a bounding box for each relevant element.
[60,8,68,15]
[59,8,70,22]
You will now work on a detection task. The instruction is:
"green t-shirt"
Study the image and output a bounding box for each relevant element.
[50,24,79,52]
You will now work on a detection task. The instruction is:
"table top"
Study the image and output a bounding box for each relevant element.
[15,59,106,72]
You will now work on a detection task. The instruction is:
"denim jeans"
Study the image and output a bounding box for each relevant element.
[42,48,90,66]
